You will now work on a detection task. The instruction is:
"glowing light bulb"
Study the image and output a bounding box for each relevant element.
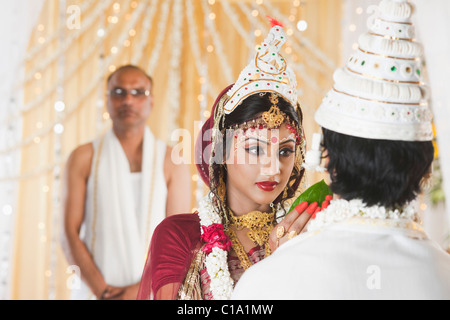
[297,20,308,32]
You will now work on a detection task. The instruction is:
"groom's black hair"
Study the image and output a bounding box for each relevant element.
[322,128,434,208]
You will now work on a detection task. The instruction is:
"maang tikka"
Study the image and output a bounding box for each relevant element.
[262,93,285,129]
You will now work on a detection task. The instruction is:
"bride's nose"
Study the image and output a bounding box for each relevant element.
[260,149,280,176]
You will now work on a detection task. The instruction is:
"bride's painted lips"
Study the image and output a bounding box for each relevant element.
[256,181,279,191]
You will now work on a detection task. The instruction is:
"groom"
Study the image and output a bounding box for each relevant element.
[61,65,191,299]
[232,0,450,299]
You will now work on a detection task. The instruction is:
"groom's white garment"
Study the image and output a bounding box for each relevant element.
[72,127,167,299]
[232,218,450,300]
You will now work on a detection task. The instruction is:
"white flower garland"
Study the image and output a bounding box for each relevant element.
[197,193,288,299]
[197,194,234,300]
[307,198,419,232]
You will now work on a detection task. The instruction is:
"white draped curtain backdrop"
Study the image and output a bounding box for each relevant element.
[0,0,45,299]
[0,0,449,299]
[414,0,450,249]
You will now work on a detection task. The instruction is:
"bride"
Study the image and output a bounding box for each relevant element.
[137,21,323,300]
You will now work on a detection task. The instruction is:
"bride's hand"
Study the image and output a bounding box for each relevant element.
[269,200,329,252]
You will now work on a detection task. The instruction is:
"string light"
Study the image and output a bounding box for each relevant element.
[0,0,119,133]
[107,16,119,24]
[97,28,105,38]
[166,0,184,138]
[53,124,64,135]
[16,0,113,94]
[201,0,233,84]
[130,1,158,65]
[297,20,308,32]
[2,205,12,216]
[147,0,170,74]
[54,101,65,112]
[23,0,96,65]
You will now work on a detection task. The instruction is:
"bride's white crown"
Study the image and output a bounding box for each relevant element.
[224,20,298,114]
[315,0,433,141]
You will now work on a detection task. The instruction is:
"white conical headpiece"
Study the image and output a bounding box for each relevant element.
[315,0,433,141]
[224,19,298,114]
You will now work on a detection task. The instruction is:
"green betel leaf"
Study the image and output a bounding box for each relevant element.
[288,180,332,213]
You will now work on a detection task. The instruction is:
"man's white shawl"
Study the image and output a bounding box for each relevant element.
[72,127,167,299]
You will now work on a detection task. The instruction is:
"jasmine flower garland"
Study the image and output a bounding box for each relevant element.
[307,199,419,232]
[197,194,234,300]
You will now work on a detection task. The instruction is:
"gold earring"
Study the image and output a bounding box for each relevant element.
[218,166,226,202]
[283,186,289,199]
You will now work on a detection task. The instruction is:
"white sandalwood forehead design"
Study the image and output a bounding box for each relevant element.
[315,0,433,141]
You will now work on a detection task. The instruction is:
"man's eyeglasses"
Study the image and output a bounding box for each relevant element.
[108,88,151,99]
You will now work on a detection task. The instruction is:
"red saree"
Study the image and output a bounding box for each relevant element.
[137,214,201,300]
[137,213,266,300]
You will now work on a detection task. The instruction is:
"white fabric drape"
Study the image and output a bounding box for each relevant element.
[232,218,450,300]
[0,0,45,300]
[414,0,450,248]
[71,127,167,299]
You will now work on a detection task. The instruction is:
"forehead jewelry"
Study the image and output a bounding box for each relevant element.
[262,93,285,129]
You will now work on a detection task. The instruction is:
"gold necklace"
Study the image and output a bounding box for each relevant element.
[225,209,276,270]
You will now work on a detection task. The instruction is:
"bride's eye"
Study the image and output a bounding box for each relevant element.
[245,145,264,156]
[279,147,294,157]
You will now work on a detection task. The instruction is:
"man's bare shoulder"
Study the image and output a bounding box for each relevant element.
[162,144,191,183]
[163,144,174,166]
[66,143,94,177]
